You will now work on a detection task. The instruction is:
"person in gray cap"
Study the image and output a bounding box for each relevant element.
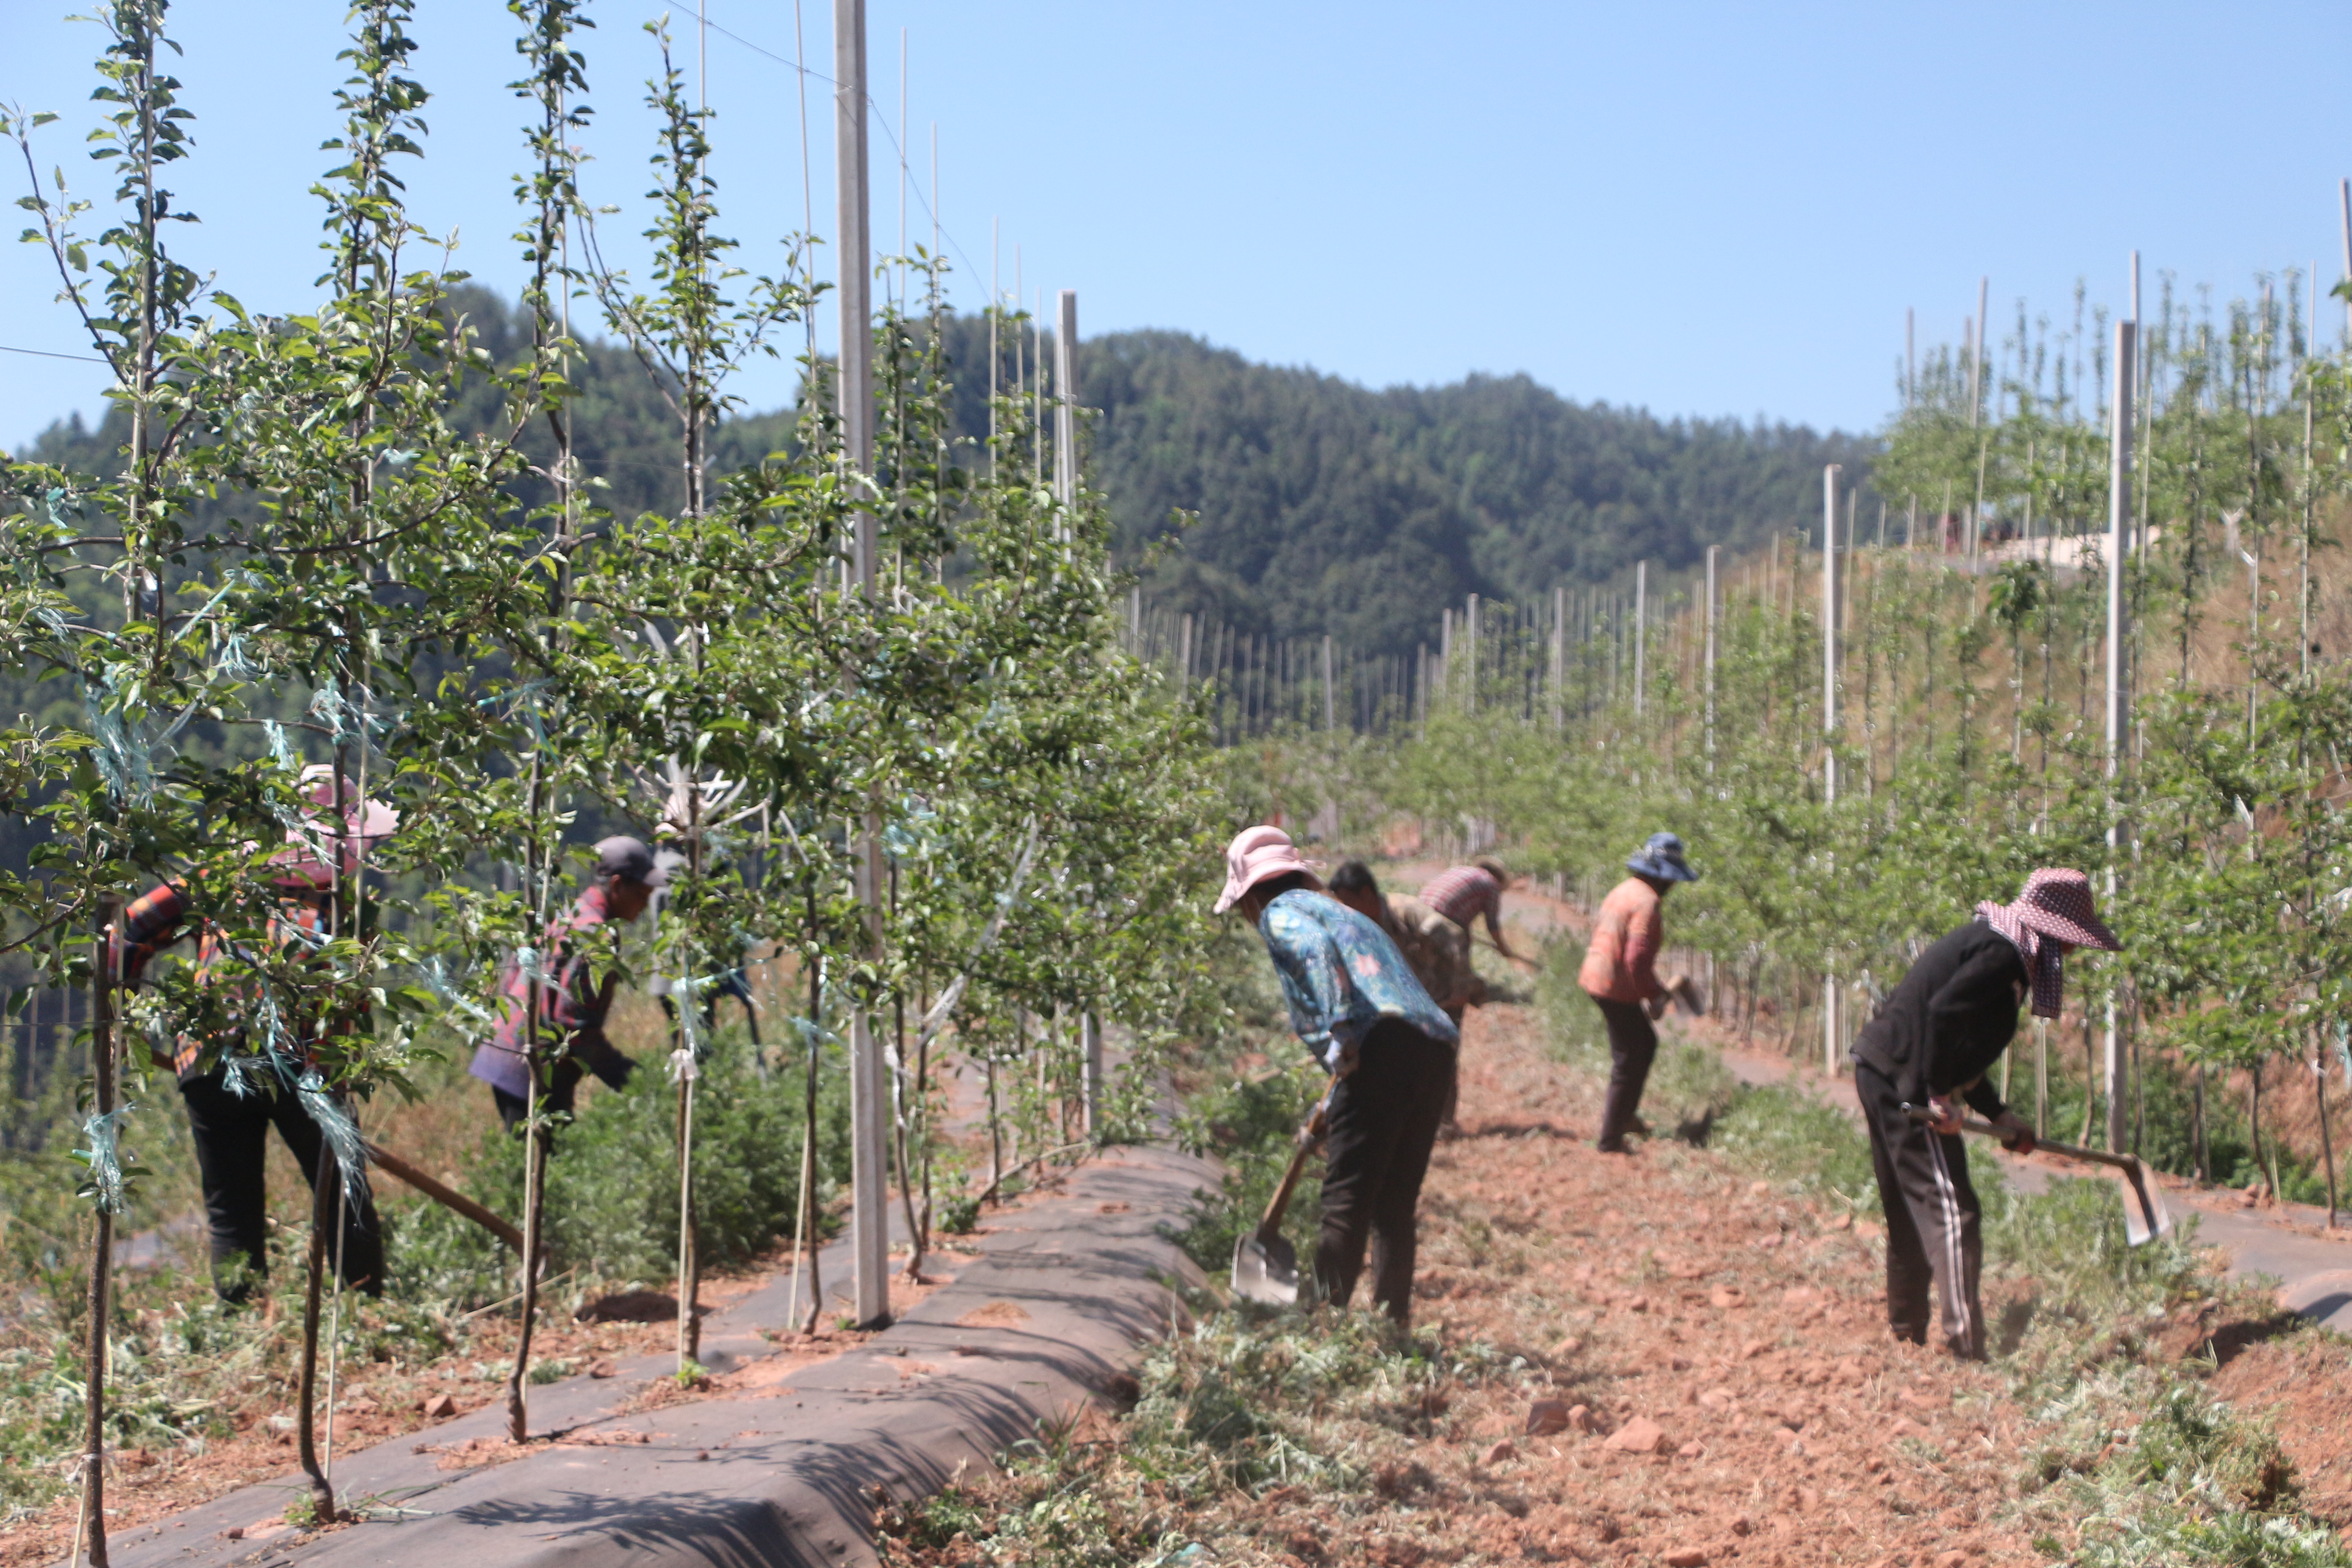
[1578,832,1700,1152]
[470,836,668,1130]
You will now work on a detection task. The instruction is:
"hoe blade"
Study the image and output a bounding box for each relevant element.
[1231,1231,1301,1306]
[2119,1158,2175,1247]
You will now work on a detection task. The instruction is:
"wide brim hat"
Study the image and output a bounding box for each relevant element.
[269,764,399,888]
[2010,867,2120,951]
[1627,831,1698,884]
[1213,825,1319,914]
[597,836,671,888]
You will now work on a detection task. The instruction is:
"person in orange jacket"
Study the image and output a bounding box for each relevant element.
[1578,832,1698,1152]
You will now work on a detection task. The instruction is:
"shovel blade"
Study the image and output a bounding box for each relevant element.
[1231,1232,1301,1305]
[2119,1159,2174,1246]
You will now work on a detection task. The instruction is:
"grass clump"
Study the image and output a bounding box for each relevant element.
[877,1304,1472,1568]
[1171,1062,1325,1279]
[388,1023,846,1307]
[1709,1081,1886,1215]
[2039,1382,2351,1567]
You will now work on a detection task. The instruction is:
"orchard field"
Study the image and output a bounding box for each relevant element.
[9,3,2352,1567]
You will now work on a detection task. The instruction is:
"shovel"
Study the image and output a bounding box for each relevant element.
[1230,1092,1333,1306]
[1904,1106,2174,1245]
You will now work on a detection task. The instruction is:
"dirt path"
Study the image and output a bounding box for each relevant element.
[1405,997,2039,1568]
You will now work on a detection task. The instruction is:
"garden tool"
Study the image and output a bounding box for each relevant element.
[363,1140,529,1255]
[1230,1088,1334,1306]
[1904,1107,2173,1245]
[1468,931,1540,970]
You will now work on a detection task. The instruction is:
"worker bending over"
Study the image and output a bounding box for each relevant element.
[1579,833,1699,1152]
[470,837,666,1130]
[1852,867,2118,1359]
[1218,827,1458,1324]
[1328,861,1475,1022]
[110,767,395,1301]
[1419,856,1520,966]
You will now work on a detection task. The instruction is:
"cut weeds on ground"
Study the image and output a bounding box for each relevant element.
[878,970,2352,1568]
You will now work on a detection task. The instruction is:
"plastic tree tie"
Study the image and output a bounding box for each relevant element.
[668,974,704,1082]
[296,1070,372,1207]
[75,1104,134,1214]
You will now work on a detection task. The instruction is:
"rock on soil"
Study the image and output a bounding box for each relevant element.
[1602,1415,1667,1454]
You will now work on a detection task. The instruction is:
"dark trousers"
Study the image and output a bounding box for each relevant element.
[1314,1019,1455,1325]
[1856,1062,1985,1359]
[492,1045,634,1132]
[179,1068,384,1303]
[1591,995,1657,1150]
[1437,1004,1466,1127]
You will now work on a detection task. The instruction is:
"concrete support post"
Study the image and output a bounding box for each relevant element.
[1823,465,1841,1075]
[836,0,891,1329]
[2105,318,2137,1154]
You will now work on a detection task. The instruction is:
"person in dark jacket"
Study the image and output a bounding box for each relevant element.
[470,837,666,1130]
[1852,867,2120,1359]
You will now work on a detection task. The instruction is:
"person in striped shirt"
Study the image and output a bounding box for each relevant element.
[1416,857,1519,1134]
[1418,858,1522,965]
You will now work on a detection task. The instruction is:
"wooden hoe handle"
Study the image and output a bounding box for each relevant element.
[364,1140,529,1255]
[1254,1091,1334,1243]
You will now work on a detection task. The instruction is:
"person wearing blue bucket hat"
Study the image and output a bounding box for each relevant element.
[1578,833,1700,1152]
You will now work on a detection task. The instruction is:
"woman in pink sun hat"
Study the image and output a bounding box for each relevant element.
[107,768,401,1302]
[1217,824,1459,1324]
[1851,867,2122,1361]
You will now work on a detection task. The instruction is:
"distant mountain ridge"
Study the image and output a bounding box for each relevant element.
[1072,328,1880,656]
[10,294,1878,656]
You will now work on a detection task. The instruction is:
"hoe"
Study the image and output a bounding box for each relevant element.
[1905,1106,2174,1245]
[1231,1088,1334,1306]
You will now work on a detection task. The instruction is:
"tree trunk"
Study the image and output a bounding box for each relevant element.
[796,946,823,1338]
[2077,1013,2097,1147]
[2250,1059,2270,1197]
[2314,1045,2337,1229]
[675,1072,700,1366]
[296,1148,338,1521]
[2193,1063,2208,1185]
[77,898,121,1568]
[505,1071,549,1441]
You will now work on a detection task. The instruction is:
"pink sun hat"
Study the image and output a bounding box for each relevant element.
[1212,825,1321,915]
[270,764,400,889]
[2006,867,2121,951]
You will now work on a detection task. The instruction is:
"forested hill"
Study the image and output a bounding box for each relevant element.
[1068,328,1878,655]
[9,292,1877,656]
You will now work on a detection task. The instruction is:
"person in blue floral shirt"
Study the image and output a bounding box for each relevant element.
[1216,826,1459,1323]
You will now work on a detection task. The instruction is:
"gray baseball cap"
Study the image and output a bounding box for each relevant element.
[593,835,669,887]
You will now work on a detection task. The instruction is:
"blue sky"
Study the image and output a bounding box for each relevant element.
[4,0,2349,453]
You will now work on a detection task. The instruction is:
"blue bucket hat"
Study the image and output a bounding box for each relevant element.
[1627,832,1698,883]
